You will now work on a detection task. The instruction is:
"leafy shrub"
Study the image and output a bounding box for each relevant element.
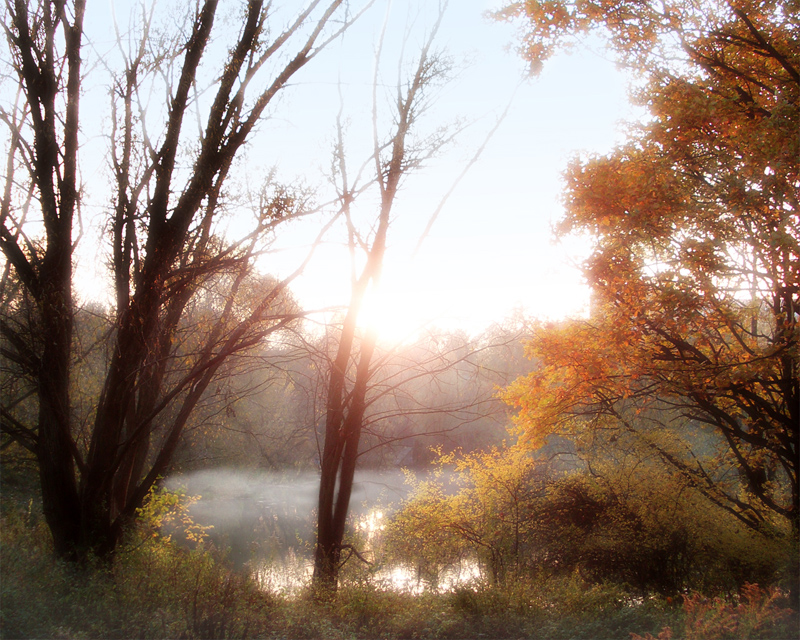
[0,488,275,639]
[631,583,799,640]
[384,447,547,587]
[682,583,797,640]
[386,444,794,598]
[134,482,213,544]
[381,468,467,589]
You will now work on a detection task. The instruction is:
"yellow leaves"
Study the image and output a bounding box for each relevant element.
[388,443,544,573]
[136,485,213,547]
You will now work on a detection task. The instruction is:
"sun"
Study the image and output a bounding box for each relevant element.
[356,282,433,345]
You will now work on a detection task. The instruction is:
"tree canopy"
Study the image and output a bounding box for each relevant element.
[501,0,799,529]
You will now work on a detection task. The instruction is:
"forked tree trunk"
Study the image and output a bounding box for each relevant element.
[313,328,376,591]
[2,0,354,561]
[311,2,449,593]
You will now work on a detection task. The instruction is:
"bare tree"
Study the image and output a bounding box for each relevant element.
[0,0,366,560]
[311,0,492,591]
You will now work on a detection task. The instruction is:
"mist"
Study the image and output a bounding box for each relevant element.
[164,468,419,568]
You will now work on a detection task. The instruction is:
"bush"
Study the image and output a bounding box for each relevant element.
[0,491,275,639]
[385,445,795,598]
[632,583,799,640]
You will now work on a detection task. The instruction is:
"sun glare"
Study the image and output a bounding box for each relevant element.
[356,284,417,343]
[355,278,454,344]
[287,234,591,346]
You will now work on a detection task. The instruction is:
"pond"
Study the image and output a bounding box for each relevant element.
[165,468,481,595]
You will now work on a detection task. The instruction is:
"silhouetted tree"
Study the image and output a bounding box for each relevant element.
[0,0,364,559]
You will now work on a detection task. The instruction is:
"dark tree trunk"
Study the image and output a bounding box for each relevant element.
[311,4,448,592]
[37,282,81,558]
[1,0,352,562]
[14,0,86,559]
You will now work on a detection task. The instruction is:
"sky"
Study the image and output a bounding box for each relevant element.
[249,0,638,340]
[75,0,639,341]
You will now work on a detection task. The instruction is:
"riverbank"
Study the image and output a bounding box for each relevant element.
[2,506,796,640]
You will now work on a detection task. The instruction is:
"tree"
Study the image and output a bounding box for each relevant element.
[312,2,458,591]
[388,440,789,595]
[309,0,521,592]
[501,1,798,529]
[0,0,365,560]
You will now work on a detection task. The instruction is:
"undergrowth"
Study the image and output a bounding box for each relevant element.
[1,503,797,639]
[0,505,274,639]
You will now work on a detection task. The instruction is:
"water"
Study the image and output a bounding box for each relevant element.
[164,468,477,594]
[250,554,483,595]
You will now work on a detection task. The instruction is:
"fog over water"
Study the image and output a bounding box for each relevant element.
[163,468,480,593]
[164,468,424,576]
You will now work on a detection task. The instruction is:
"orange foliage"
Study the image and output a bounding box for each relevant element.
[631,583,795,640]
[501,0,798,527]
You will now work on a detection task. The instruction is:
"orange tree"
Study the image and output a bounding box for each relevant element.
[500,1,798,530]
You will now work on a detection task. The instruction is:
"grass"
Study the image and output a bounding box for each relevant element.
[1,505,797,639]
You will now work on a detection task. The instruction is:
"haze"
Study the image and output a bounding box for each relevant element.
[74,0,634,337]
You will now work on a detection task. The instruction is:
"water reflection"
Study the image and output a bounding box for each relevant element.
[251,554,483,595]
[247,508,483,595]
[368,558,483,595]
[166,468,477,595]
[251,549,313,595]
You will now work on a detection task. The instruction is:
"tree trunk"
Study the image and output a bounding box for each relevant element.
[311,4,449,591]
[313,330,376,591]
[37,282,81,558]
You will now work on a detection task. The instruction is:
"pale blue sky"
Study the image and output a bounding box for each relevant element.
[73,0,638,339]
[259,0,636,337]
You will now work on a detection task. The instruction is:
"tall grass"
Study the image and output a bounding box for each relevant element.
[0,505,275,639]
[1,503,797,639]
